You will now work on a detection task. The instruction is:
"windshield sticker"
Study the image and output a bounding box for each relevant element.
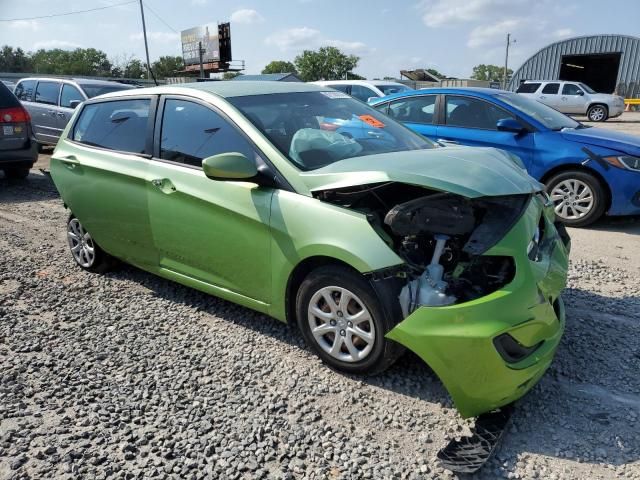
[320,91,351,99]
[358,115,385,128]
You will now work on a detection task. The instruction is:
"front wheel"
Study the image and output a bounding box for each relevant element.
[66,216,115,273]
[546,170,606,227]
[296,265,403,375]
[587,104,608,122]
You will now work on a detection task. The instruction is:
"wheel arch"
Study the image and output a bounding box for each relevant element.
[540,163,612,212]
[587,102,609,116]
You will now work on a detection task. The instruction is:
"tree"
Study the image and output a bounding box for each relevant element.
[124,59,146,79]
[0,45,32,72]
[294,46,360,82]
[30,48,112,76]
[346,72,365,80]
[222,71,242,79]
[152,56,184,79]
[262,60,297,75]
[470,64,512,83]
[426,68,445,79]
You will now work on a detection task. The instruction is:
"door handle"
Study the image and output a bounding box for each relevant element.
[539,96,546,100]
[437,138,459,145]
[53,155,80,168]
[151,179,163,187]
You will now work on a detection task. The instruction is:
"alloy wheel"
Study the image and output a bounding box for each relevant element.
[307,286,375,363]
[588,106,606,122]
[550,179,594,220]
[67,218,96,268]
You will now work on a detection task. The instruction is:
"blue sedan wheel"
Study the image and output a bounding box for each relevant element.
[546,171,606,227]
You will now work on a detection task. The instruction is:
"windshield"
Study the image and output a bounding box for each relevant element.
[496,93,581,130]
[79,83,135,98]
[377,84,412,95]
[579,83,596,94]
[230,91,434,171]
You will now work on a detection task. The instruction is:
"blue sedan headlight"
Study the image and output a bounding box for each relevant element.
[603,155,640,171]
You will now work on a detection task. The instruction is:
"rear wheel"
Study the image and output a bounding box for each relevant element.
[67,216,115,273]
[4,167,30,179]
[296,265,403,375]
[587,104,608,122]
[546,170,606,227]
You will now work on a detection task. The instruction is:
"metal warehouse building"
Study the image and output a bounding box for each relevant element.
[509,34,640,98]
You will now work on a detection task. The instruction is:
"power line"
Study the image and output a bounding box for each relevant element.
[142,1,178,33]
[0,0,137,22]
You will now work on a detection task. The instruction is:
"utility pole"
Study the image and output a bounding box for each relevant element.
[503,33,516,90]
[198,41,205,79]
[138,0,151,80]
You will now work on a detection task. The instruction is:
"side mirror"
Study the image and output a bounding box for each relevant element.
[496,118,526,134]
[69,100,81,109]
[202,152,257,180]
[576,90,584,96]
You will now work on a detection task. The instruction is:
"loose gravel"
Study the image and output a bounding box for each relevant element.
[1,172,639,480]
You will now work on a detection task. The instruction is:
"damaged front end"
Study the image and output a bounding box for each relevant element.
[314,181,570,419]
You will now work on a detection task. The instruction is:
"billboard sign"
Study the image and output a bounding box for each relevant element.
[181,24,220,65]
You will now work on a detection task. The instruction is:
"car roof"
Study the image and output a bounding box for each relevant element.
[369,87,511,103]
[314,80,406,87]
[16,77,132,87]
[98,80,331,99]
[522,80,574,83]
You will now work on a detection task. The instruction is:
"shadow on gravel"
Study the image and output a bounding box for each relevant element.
[589,214,640,235]
[0,172,60,204]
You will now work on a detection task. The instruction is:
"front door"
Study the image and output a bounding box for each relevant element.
[50,96,157,266]
[436,95,536,168]
[560,83,588,114]
[147,96,273,303]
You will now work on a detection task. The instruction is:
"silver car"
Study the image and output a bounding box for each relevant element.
[516,80,625,122]
[13,78,135,146]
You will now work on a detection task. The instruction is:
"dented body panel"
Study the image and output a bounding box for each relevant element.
[386,196,570,418]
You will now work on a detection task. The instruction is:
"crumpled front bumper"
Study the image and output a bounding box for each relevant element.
[386,196,570,418]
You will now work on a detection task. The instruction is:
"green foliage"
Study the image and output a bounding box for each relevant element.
[426,68,445,79]
[152,56,184,79]
[222,72,242,79]
[294,46,360,82]
[0,46,32,72]
[470,64,512,82]
[30,48,112,76]
[262,60,297,75]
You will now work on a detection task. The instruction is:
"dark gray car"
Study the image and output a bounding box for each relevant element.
[14,78,135,146]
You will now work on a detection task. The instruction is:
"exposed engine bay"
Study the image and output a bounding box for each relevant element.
[314,182,531,317]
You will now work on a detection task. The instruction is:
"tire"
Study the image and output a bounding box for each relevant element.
[66,215,115,273]
[587,104,608,122]
[546,170,606,227]
[4,167,30,179]
[296,265,403,375]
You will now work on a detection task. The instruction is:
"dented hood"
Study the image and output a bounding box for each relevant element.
[300,147,543,198]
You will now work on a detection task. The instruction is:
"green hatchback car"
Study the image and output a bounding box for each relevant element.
[50,82,570,419]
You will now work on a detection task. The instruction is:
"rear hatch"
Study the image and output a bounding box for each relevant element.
[0,82,30,151]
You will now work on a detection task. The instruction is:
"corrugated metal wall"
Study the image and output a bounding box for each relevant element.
[508,35,640,98]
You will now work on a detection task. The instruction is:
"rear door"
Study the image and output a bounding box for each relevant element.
[537,82,561,110]
[383,94,438,140]
[436,95,535,167]
[147,96,273,303]
[50,96,157,266]
[31,80,63,144]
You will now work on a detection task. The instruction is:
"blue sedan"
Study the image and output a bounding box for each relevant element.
[370,88,640,226]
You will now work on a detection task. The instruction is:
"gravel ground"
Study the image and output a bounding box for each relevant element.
[1,135,640,479]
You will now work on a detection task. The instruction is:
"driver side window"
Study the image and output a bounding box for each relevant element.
[562,84,583,95]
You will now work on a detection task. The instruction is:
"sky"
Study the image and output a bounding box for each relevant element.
[1,0,640,79]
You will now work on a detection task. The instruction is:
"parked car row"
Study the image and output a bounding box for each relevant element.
[369,87,640,226]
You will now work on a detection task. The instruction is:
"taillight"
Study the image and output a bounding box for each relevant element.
[0,107,30,123]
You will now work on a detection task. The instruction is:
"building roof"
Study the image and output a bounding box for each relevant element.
[232,73,302,82]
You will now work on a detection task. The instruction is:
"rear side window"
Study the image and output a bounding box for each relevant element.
[14,80,36,102]
[516,83,540,93]
[350,85,377,102]
[35,81,60,105]
[159,99,256,168]
[331,84,350,94]
[541,83,560,94]
[387,95,436,124]
[60,84,84,108]
[72,99,150,154]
